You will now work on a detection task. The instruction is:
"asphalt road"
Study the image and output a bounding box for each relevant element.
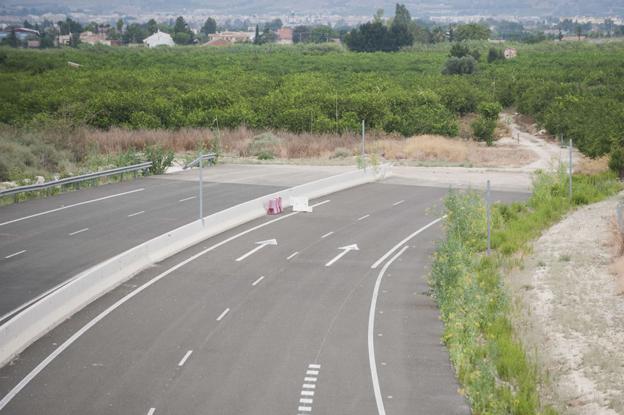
[0,181,526,414]
[0,165,350,321]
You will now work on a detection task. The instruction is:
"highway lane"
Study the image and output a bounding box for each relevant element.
[0,181,527,415]
[0,182,528,415]
[0,165,351,320]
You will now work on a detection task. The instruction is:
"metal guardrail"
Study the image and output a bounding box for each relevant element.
[0,162,153,198]
[183,153,217,169]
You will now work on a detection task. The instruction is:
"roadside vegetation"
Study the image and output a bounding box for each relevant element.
[431,170,621,414]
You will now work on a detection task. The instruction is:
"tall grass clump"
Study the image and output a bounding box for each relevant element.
[431,170,621,414]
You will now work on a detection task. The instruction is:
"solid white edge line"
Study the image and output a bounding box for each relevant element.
[251,276,265,286]
[357,214,370,221]
[127,211,145,218]
[368,245,409,415]
[321,231,334,239]
[0,188,145,227]
[216,308,230,321]
[310,199,330,208]
[4,250,26,259]
[178,350,193,367]
[0,209,302,411]
[370,216,445,269]
[178,196,196,202]
[287,251,299,260]
[68,228,89,236]
[147,408,156,415]
[392,200,405,206]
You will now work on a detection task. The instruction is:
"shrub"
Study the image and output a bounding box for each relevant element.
[247,133,281,157]
[608,146,624,179]
[331,147,352,158]
[442,56,477,75]
[471,116,497,145]
[256,150,275,160]
[487,47,505,63]
[477,102,502,120]
[145,144,174,175]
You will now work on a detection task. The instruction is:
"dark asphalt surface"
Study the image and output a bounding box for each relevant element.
[0,182,526,414]
[0,175,284,319]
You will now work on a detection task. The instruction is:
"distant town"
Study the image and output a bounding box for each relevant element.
[1,0,624,50]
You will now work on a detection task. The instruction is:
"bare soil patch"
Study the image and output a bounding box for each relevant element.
[508,196,624,415]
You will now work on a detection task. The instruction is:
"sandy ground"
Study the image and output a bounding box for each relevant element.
[508,196,624,415]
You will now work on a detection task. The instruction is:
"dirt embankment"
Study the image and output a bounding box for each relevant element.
[508,196,624,414]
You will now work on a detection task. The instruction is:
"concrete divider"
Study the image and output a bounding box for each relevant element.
[0,164,391,367]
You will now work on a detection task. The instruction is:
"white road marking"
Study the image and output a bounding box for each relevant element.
[179,196,196,202]
[325,244,359,267]
[368,245,409,415]
[321,231,334,238]
[178,350,193,367]
[127,211,145,217]
[300,398,313,404]
[308,364,321,369]
[235,239,277,262]
[4,250,26,259]
[287,251,299,260]
[68,228,89,236]
[304,377,317,382]
[298,406,312,412]
[0,208,304,411]
[392,200,405,206]
[216,308,230,321]
[306,369,319,376]
[310,200,330,208]
[147,408,156,415]
[370,217,444,269]
[252,276,265,286]
[301,390,314,396]
[357,214,370,221]
[302,383,316,389]
[0,188,145,227]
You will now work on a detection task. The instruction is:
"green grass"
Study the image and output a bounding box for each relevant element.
[431,170,621,414]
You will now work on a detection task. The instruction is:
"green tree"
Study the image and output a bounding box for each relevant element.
[174,16,189,34]
[609,146,624,178]
[147,19,158,35]
[116,19,124,33]
[442,56,477,75]
[253,25,260,45]
[487,47,504,63]
[267,18,283,31]
[173,32,191,45]
[201,17,217,35]
[7,30,18,48]
[69,32,81,48]
[455,23,490,41]
[393,3,411,27]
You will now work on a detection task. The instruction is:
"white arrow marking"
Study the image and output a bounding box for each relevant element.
[325,244,359,267]
[236,239,278,262]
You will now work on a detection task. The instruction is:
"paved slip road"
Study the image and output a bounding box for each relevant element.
[0,165,352,322]
[0,181,525,415]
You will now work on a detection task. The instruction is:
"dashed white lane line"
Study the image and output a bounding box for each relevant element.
[298,406,312,412]
[302,384,316,389]
[357,214,370,221]
[304,377,317,382]
[68,228,89,236]
[216,308,230,321]
[308,364,321,369]
[368,245,410,415]
[4,250,26,259]
[306,370,319,376]
[321,231,334,239]
[296,363,320,414]
[300,398,313,404]
[301,390,314,396]
[252,276,265,286]
[178,350,193,367]
[392,200,405,206]
[370,216,444,269]
[0,188,145,227]
[127,210,145,217]
[179,196,196,202]
[0,200,333,411]
[287,251,299,260]
[147,408,156,415]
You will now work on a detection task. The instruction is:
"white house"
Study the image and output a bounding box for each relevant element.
[143,30,174,48]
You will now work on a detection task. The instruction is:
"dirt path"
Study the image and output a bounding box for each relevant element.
[508,196,624,415]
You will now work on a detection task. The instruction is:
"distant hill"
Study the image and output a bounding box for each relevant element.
[5,0,623,17]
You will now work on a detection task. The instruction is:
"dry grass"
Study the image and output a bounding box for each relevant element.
[577,155,610,175]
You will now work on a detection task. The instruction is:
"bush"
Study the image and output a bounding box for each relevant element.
[256,150,275,160]
[247,133,281,157]
[471,116,497,145]
[442,56,477,75]
[331,147,352,158]
[608,146,624,179]
[145,144,174,175]
[487,47,505,63]
[477,102,502,120]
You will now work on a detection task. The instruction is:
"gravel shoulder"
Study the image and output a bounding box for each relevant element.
[507,195,624,415]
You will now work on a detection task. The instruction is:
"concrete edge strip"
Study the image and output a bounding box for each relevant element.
[0,164,391,370]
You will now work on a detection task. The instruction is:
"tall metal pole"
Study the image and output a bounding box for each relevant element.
[486,179,491,256]
[361,120,365,157]
[199,154,204,226]
[568,139,572,202]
